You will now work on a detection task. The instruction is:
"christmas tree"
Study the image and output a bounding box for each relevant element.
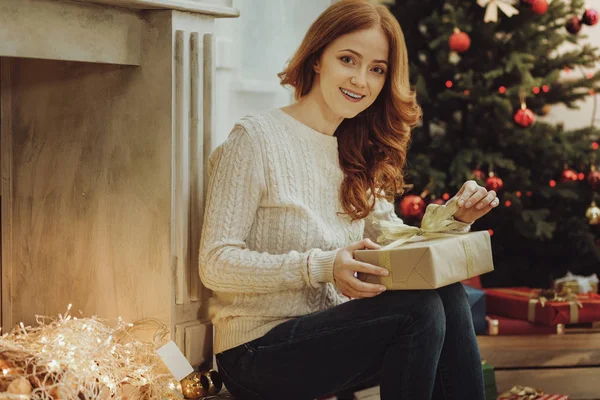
[388,0,600,287]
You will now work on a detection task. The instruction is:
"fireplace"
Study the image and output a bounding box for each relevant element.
[0,0,237,366]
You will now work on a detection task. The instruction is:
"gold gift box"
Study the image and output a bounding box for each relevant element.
[355,231,494,290]
[553,279,598,295]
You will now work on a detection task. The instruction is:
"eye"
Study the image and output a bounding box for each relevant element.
[340,56,354,64]
[373,66,386,75]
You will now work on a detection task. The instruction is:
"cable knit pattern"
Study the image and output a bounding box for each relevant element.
[198,108,472,354]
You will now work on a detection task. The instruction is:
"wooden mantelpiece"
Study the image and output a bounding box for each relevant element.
[0,0,237,366]
[73,0,239,16]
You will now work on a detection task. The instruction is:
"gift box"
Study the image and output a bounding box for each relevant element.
[354,199,494,290]
[463,284,486,334]
[356,198,494,290]
[356,231,494,290]
[482,361,497,400]
[486,314,564,335]
[498,385,568,399]
[462,275,483,289]
[553,271,599,294]
[485,287,600,326]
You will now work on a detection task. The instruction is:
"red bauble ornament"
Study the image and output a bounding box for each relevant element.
[582,9,599,26]
[588,165,600,189]
[400,195,426,219]
[566,16,583,34]
[448,30,471,53]
[561,168,578,182]
[531,0,548,14]
[486,173,504,191]
[472,168,486,181]
[514,105,535,127]
[431,198,445,205]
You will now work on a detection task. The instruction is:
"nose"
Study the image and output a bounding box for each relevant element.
[351,69,368,88]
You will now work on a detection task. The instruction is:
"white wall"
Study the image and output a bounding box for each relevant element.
[213,0,334,146]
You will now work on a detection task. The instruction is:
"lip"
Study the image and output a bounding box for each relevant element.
[339,87,366,102]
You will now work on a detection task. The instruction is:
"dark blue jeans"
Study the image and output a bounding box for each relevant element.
[215,282,484,400]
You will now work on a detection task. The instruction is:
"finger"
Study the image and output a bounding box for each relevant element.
[458,181,479,207]
[347,276,387,294]
[335,280,353,298]
[490,197,500,208]
[352,260,390,277]
[475,191,497,209]
[464,187,488,208]
[455,181,469,197]
[336,279,378,299]
[343,282,383,299]
[350,238,381,251]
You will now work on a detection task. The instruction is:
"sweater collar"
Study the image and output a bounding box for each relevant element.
[274,108,339,149]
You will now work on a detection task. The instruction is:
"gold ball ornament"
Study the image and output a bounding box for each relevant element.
[541,104,551,116]
[180,370,223,399]
[586,201,600,225]
[181,372,204,400]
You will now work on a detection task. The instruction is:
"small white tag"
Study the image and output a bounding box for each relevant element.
[157,341,194,381]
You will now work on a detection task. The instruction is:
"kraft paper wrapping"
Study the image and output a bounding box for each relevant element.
[355,231,494,289]
[355,198,494,290]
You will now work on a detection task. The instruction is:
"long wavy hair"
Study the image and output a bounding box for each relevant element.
[278,0,422,221]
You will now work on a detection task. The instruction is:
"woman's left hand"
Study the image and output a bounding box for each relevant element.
[451,180,500,224]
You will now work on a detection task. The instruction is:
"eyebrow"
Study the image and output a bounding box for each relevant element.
[339,48,388,66]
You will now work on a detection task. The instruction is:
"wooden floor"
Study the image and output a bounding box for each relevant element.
[477,333,600,399]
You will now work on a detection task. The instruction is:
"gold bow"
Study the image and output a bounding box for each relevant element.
[376,197,469,250]
[477,0,520,23]
[374,198,476,284]
[499,385,545,399]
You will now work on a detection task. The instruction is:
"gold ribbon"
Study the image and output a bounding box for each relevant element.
[376,197,469,249]
[477,0,520,23]
[375,198,473,284]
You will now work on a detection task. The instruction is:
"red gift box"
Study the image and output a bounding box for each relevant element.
[498,385,568,399]
[484,287,600,326]
[486,314,563,335]
[461,275,482,289]
[498,394,568,400]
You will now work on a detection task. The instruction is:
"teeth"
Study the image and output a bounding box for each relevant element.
[341,88,363,99]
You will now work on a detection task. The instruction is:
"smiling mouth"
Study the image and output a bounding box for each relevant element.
[339,87,365,101]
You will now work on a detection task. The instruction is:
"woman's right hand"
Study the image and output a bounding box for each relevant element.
[333,238,389,299]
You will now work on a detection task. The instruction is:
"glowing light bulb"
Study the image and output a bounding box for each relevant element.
[48,360,60,372]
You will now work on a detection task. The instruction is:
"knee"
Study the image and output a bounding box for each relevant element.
[413,291,446,337]
[388,290,446,340]
[437,282,470,316]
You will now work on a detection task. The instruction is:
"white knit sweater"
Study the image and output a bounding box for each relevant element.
[198,108,470,354]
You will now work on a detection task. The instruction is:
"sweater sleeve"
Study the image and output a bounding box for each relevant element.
[198,125,338,293]
[363,193,472,244]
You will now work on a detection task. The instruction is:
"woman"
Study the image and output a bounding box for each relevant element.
[199,1,499,399]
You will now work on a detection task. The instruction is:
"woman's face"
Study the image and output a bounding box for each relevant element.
[313,26,389,119]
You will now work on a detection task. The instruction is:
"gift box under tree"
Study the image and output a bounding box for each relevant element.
[486,314,564,335]
[481,361,497,400]
[463,284,486,335]
[485,287,600,326]
[552,271,599,295]
[497,385,568,400]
